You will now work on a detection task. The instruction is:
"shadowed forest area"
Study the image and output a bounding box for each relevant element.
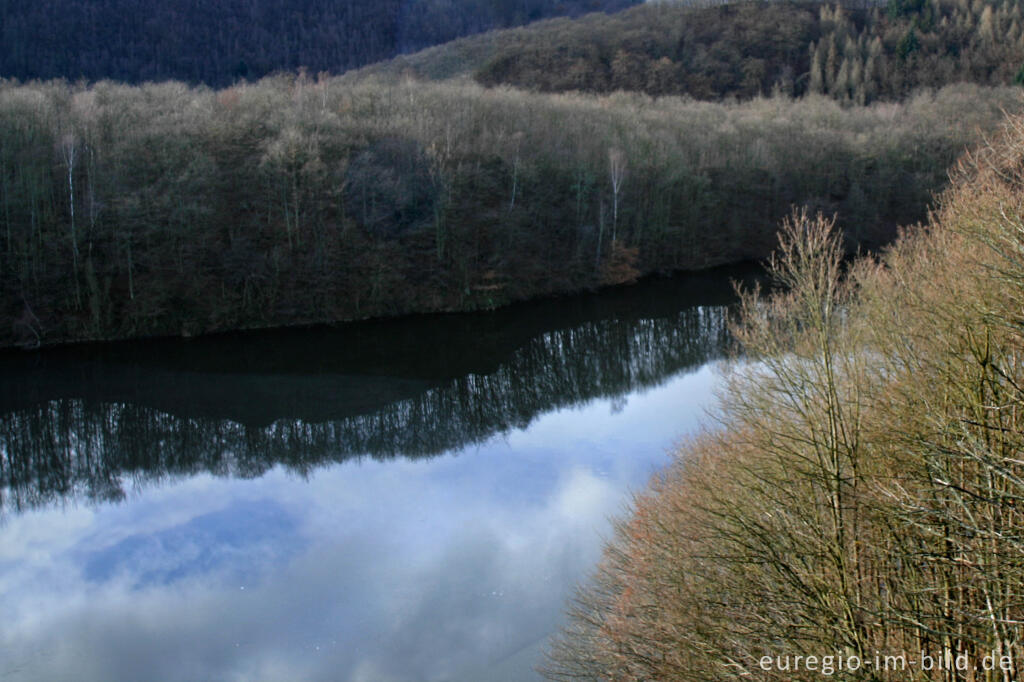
[0,0,639,86]
[545,112,1024,680]
[0,76,1018,348]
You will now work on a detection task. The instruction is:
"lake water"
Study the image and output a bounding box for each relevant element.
[0,265,753,681]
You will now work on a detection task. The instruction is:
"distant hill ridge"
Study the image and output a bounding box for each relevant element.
[355,0,1024,103]
[0,0,638,86]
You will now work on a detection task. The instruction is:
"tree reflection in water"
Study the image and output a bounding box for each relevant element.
[0,266,752,517]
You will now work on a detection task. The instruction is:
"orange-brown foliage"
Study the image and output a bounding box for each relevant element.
[546,109,1024,681]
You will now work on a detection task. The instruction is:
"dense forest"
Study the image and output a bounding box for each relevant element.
[364,0,1024,102]
[546,112,1024,680]
[0,75,1015,348]
[4,0,1024,347]
[0,0,638,86]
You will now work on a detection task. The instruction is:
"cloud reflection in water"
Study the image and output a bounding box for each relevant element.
[0,366,719,681]
[0,266,751,680]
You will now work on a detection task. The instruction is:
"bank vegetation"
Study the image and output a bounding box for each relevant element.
[546,109,1024,680]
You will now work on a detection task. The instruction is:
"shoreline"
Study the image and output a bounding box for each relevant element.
[2,259,762,353]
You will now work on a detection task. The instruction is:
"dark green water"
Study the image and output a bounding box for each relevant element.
[0,265,753,681]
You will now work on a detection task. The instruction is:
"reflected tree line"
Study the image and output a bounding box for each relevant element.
[0,271,740,516]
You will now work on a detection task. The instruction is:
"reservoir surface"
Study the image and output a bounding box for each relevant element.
[0,264,755,681]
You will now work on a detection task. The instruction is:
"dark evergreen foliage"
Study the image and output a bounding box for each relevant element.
[0,0,638,86]
[462,0,1024,102]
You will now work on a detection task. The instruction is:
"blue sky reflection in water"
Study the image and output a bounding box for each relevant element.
[0,268,750,681]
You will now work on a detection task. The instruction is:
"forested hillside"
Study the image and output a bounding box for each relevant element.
[5,0,1024,348]
[0,76,1017,348]
[363,0,1024,102]
[0,0,637,86]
